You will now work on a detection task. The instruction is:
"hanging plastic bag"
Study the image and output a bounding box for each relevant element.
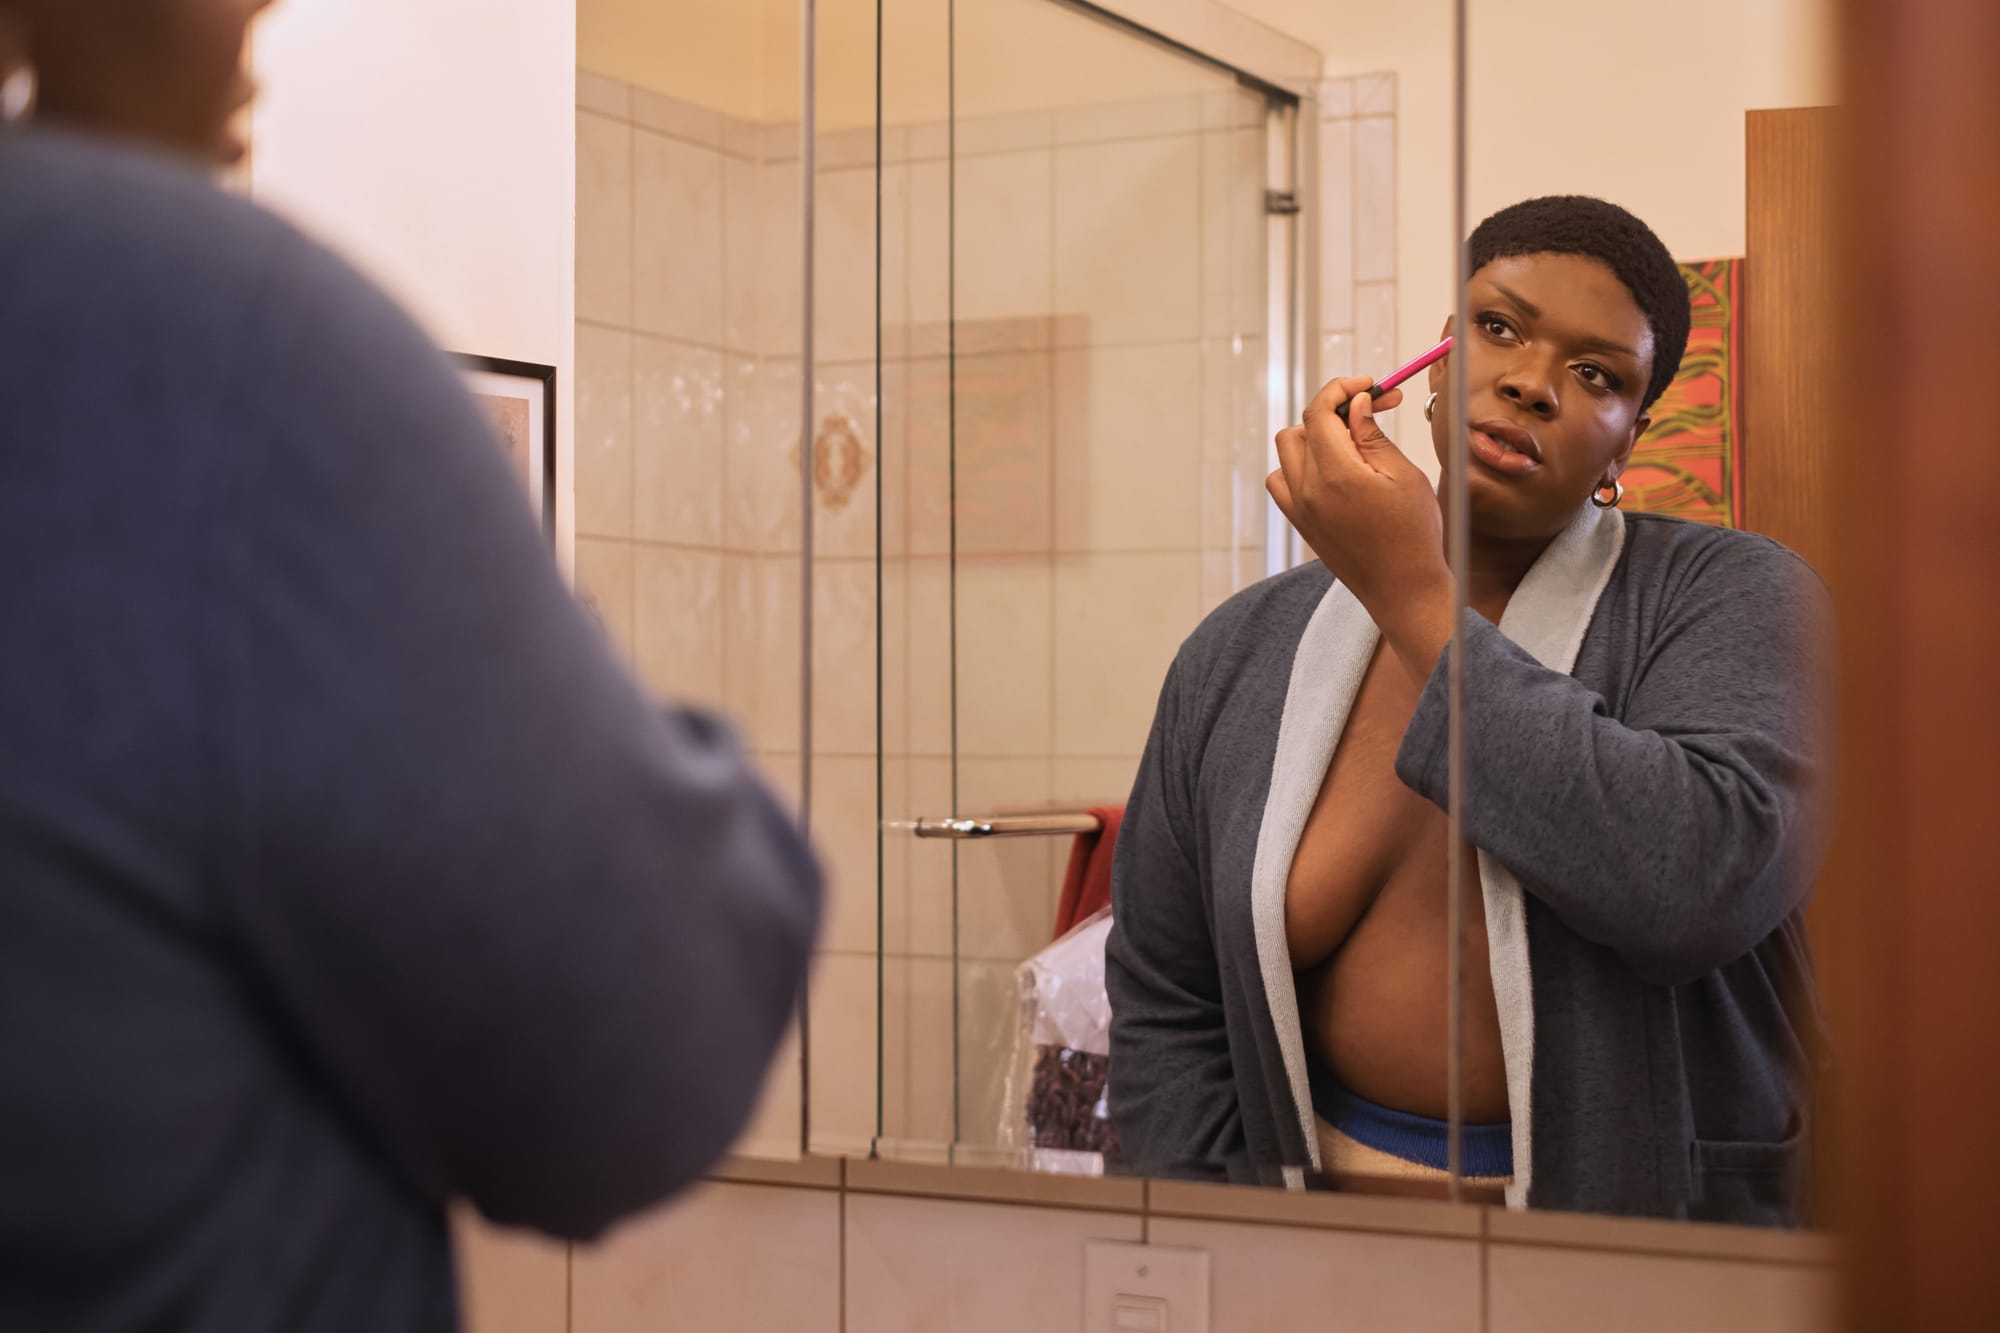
[999,908,1118,1162]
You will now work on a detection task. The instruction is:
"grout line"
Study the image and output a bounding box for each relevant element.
[1477,1232,1840,1271]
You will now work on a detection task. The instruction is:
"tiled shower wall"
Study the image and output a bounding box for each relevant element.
[570,67,1398,1158]
[1318,73,1403,456]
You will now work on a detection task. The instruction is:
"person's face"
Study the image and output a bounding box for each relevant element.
[1427,252,1657,543]
[10,0,275,166]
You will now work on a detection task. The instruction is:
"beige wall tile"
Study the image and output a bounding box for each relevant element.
[453,1211,569,1333]
[815,754,883,955]
[1054,93,1204,147]
[956,108,1056,157]
[575,324,634,539]
[633,337,724,548]
[811,365,881,561]
[1147,1217,1480,1332]
[1052,552,1202,757]
[1318,77,1355,120]
[844,1195,1142,1333]
[878,557,911,755]
[907,159,951,342]
[634,547,724,709]
[1203,86,1268,132]
[1353,117,1397,285]
[814,166,879,364]
[633,131,724,346]
[720,556,762,745]
[903,756,955,954]
[807,951,879,1155]
[1049,757,1141,811]
[738,554,804,753]
[882,953,954,1145]
[630,85,722,150]
[954,758,1059,962]
[1486,1245,1837,1333]
[955,557,1054,758]
[577,111,633,328]
[756,161,805,359]
[574,538,637,667]
[902,561,952,758]
[811,558,877,756]
[951,151,1054,331]
[878,359,910,558]
[1052,342,1202,552]
[1355,73,1396,118]
[728,1018,803,1161]
[1199,337,1272,575]
[722,156,762,357]
[875,756,914,950]
[954,957,1027,1150]
[723,357,804,556]
[1054,136,1201,347]
[1201,126,1268,341]
[576,68,630,120]
[1318,117,1355,334]
[571,1183,838,1333]
[1203,548,1241,617]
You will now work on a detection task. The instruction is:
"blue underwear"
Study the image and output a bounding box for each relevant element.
[1307,1052,1514,1178]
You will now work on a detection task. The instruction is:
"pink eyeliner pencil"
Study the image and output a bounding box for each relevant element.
[1332,335,1454,421]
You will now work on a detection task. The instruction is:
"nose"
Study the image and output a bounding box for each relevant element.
[1496,356,1559,419]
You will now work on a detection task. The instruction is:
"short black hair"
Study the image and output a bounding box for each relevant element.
[1468,195,1690,412]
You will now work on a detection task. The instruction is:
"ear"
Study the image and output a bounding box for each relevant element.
[1606,413,1648,484]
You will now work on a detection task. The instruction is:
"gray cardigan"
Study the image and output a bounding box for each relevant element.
[1105,505,1832,1226]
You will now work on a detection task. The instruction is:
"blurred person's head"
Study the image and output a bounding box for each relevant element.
[0,0,275,166]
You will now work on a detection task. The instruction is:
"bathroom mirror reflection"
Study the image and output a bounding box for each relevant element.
[1430,0,1842,1226]
[840,0,1845,1238]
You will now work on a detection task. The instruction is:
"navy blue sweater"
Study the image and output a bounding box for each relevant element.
[0,130,820,1330]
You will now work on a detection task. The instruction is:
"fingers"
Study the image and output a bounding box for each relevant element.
[1348,388,1404,448]
[1302,375,1376,429]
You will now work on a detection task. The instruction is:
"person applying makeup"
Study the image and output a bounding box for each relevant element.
[1107,196,1832,1227]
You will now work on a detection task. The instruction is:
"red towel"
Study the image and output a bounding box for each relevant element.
[1052,806,1124,939]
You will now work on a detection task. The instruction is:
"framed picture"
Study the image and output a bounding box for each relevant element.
[451,353,557,543]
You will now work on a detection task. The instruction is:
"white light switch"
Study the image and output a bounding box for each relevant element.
[1085,1241,1209,1333]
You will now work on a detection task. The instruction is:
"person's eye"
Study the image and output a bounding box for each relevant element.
[1477,313,1516,341]
[1576,363,1621,392]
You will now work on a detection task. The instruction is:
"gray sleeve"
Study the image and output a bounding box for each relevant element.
[1395,546,1833,986]
[215,237,821,1240]
[1105,656,1245,1163]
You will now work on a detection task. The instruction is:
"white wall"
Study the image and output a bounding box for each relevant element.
[249,0,579,565]
[1228,0,1836,369]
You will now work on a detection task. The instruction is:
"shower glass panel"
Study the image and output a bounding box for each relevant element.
[861,0,1301,1161]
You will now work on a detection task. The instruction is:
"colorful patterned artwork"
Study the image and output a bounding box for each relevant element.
[1621,258,1744,528]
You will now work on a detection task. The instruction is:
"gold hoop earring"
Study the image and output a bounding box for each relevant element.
[1591,479,1625,509]
[1423,392,1438,423]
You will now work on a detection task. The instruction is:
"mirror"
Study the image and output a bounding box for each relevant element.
[1439,0,1840,1227]
[862,0,1459,1194]
[570,0,815,1158]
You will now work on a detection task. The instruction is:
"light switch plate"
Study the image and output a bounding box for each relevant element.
[1084,1240,1210,1333]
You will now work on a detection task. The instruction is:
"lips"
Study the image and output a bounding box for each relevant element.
[1466,418,1544,478]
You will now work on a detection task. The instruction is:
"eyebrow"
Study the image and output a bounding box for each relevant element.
[1490,281,1642,361]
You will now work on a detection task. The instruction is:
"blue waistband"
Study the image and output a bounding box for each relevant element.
[1308,1054,1514,1178]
